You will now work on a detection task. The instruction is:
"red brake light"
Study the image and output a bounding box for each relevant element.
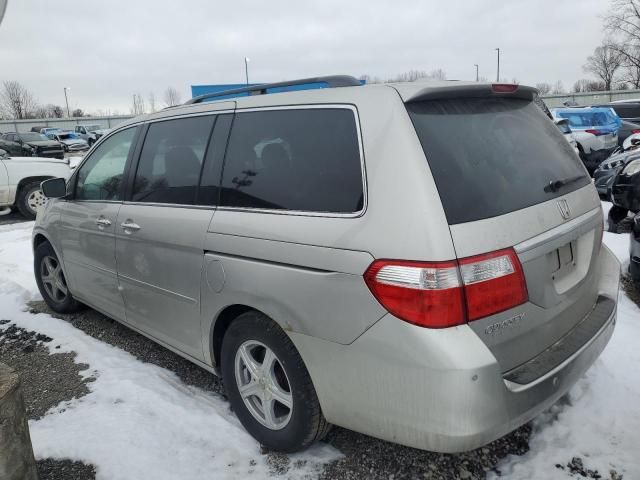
[492,84,519,93]
[364,260,465,328]
[585,129,605,136]
[364,249,528,328]
[458,248,528,321]
[632,129,640,134]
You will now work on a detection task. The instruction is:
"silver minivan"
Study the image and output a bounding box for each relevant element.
[34,77,620,453]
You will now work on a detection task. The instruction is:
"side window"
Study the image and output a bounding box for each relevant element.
[132,115,215,205]
[75,127,136,201]
[220,108,363,213]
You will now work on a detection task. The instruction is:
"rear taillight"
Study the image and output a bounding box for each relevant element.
[585,129,606,136]
[458,249,528,321]
[632,129,640,135]
[364,248,528,328]
[363,260,465,328]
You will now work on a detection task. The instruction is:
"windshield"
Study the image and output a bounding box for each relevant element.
[407,97,590,224]
[58,133,73,140]
[19,133,49,142]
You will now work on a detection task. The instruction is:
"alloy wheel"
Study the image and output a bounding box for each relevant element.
[40,255,68,303]
[234,340,293,430]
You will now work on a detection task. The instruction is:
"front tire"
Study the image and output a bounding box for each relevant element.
[34,241,83,314]
[16,181,46,220]
[221,311,329,452]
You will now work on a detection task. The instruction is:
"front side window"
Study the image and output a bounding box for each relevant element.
[220,108,363,213]
[75,127,136,201]
[132,115,215,205]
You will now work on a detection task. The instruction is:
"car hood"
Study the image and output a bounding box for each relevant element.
[90,129,111,135]
[25,140,63,148]
[59,138,88,145]
[4,156,69,165]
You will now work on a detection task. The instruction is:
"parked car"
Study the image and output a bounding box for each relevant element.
[40,127,63,137]
[554,118,579,155]
[616,120,640,147]
[30,126,47,133]
[0,132,64,159]
[593,148,640,196]
[552,107,621,173]
[74,124,111,146]
[50,131,89,153]
[0,152,71,218]
[34,78,619,454]
[631,213,640,285]
[594,101,640,123]
[608,154,640,231]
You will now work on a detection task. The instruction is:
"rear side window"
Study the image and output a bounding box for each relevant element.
[407,98,590,224]
[132,115,215,204]
[220,108,363,213]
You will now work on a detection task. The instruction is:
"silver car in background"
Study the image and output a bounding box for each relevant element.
[33,77,619,453]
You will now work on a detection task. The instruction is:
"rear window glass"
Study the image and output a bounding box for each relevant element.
[407,98,590,224]
[555,110,618,128]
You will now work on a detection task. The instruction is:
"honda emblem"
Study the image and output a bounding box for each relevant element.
[557,199,571,220]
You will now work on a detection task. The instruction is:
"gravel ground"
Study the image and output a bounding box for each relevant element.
[2,214,637,479]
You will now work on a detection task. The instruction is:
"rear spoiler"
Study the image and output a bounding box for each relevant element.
[403,84,538,103]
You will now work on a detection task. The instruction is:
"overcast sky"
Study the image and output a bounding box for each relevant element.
[0,0,609,114]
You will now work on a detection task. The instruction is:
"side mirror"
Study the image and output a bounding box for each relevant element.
[41,178,67,199]
[0,149,8,159]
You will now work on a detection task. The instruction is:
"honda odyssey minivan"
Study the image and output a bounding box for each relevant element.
[33,77,620,453]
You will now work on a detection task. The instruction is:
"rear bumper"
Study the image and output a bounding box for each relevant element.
[292,246,620,453]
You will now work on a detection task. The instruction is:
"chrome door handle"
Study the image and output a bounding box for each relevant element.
[120,220,141,233]
[95,217,112,229]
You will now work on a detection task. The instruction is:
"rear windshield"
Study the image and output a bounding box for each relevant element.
[555,109,618,128]
[407,98,590,224]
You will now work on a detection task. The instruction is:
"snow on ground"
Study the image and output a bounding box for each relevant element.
[491,205,640,480]
[0,221,339,480]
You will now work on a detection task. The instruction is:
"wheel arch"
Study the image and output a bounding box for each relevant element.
[210,304,254,368]
[16,176,54,200]
[32,230,70,284]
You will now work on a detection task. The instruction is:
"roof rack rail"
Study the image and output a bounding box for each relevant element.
[185,75,362,105]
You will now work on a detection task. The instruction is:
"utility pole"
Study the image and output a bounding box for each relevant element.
[244,57,250,85]
[63,87,71,117]
[495,48,500,82]
[474,64,479,82]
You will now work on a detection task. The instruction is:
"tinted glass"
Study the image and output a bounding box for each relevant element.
[132,115,215,204]
[76,128,136,201]
[220,109,363,213]
[407,98,590,225]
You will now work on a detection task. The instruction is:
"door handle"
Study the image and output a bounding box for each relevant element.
[120,220,141,233]
[95,217,112,230]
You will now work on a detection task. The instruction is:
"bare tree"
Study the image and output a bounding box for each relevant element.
[72,108,84,117]
[584,43,624,90]
[131,93,146,115]
[551,80,566,94]
[148,92,156,113]
[535,82,552,95]
[0,81,36,119]
[163,87,181,107]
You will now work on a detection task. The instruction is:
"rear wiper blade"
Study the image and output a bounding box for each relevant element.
[544,175,585,193]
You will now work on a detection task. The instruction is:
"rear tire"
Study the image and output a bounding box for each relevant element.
[16,181,46,220]
[34,241,83,314]
[221,311,329,452]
